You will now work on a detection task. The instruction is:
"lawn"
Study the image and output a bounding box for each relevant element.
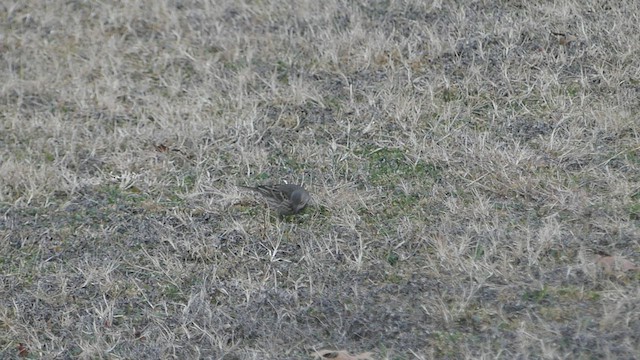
[1,1,639,359]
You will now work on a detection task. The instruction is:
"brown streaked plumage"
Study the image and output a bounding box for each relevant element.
[240,184,311,215]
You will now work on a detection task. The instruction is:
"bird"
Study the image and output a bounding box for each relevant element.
[240,183,311,215]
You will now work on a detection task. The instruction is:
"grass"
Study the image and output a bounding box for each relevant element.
[1,0,639,359]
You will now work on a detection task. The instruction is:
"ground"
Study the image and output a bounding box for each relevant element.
[1,1,639,359]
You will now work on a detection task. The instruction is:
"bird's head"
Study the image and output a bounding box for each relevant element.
[290,189,311,213]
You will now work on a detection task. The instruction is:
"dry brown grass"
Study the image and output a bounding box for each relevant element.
[1,0,639,359]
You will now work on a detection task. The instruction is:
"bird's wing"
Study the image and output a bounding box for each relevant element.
[265,197,293,215]
[254,185,290,202]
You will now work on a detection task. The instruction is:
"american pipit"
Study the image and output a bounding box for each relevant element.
[240,183,311,215]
